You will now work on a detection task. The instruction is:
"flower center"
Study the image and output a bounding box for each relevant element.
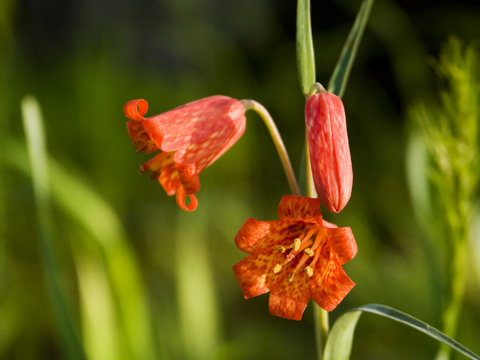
[273,226,326,282]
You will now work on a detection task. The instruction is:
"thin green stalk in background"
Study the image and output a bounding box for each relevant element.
[409,38,479,360]
[21,96,87,360]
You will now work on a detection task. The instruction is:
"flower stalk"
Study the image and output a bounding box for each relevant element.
[241,99,301,196]
[306,141,329,359]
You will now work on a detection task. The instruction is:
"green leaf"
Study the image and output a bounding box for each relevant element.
[323,304,480,360]
[296,0,315,96]
[328,0,374,98]
[323,311,361,360]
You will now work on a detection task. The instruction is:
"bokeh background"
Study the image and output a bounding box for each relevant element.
[1,0,480,359]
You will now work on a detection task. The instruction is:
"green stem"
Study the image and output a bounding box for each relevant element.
[306,141,328,359]
[242,99,301,196]
[435,236,468,360]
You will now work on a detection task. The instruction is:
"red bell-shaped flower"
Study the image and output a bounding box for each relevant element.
[305,90,353,213]
[124,96,246,211]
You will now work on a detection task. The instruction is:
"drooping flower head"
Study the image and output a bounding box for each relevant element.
[124,96,246,211]
[305,89,353,213]
[233,195,357,320]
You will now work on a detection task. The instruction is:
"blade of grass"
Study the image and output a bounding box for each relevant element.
[323,304,480,360]
[175,206,220,360]
[12,98,157,359]
[328,0,374,98]
[21,95,87,360]
[296,0,316,96]
[73,237,124,360]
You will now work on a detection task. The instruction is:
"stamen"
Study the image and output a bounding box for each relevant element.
[304,266,314,277]
[308,233,326,270]
[301,227,318,245]
[292,254,312,276]
[304,248,314,257]
[293,238,301,252]
[274,226,326,283]
[288,271,295,283]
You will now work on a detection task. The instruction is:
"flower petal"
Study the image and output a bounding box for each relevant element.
[327,227,357,264]
[174,160,200,195]
[310,247,355,311]
[232,253,271,299]
[141,96,245,152]
[277,195,322,222]
[235,218,272,253]
[321,218,338,229]
[141,152,180,196]
[268,279,311,320]
[235,219,306,254]
[175,186,198,211]
[124,99,148,121]
[172,117,244,174]
[126,121,158,154]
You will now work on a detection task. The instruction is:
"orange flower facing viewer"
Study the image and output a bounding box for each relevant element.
[124,96,246,211]
[233,195,357,320]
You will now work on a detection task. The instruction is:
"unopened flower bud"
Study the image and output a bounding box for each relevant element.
[305,90,352,213]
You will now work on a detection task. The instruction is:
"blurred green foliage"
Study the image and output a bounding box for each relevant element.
[1,0,479,359]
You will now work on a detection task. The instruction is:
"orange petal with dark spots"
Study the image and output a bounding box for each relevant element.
[233,253,271,298]
[234,218,273,253]
[235,219,306,254]
[310,245,355,311]
[278,195,322,222]
[327,227,357,264]
[269,286,310,321]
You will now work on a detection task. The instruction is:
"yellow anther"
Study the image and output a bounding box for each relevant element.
[273,264,283,274]
[293,238,301,252]
[304,248,314,257]
[275,245,286,253]
[288,271,295,283]
[304,266,314,277]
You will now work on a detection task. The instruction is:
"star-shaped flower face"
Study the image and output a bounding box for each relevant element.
[305,91,353,213]
[124,96,246,211]
[233,195,357,320]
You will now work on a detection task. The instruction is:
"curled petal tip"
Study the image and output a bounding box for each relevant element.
[124,99,149,121]
[176,186,198,211]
